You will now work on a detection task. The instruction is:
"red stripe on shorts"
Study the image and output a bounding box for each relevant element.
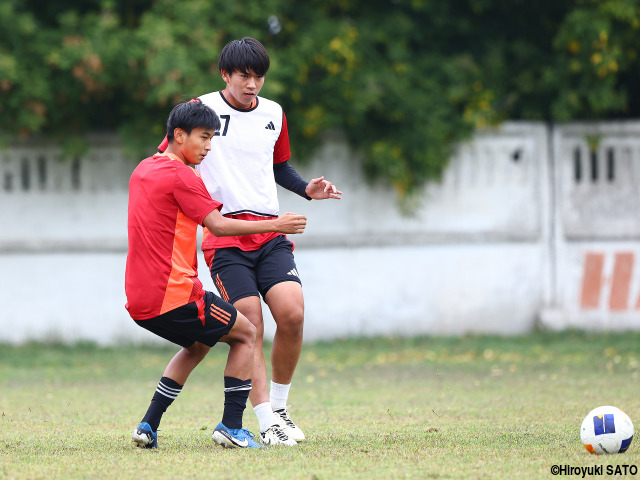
[196,296,206,326]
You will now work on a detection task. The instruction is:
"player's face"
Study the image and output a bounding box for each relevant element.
[222,69,265,109]
[182,127,213,165]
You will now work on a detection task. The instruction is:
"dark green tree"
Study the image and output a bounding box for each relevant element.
[1,0,639,200]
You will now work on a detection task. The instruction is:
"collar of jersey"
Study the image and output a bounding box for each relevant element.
[154,152,184,164]
[218,90,259,112]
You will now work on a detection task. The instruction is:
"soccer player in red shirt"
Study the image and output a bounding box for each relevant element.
[157,38,342,446]
[126,100,307,449]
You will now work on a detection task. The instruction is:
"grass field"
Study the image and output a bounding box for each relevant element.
[1,331,639,479]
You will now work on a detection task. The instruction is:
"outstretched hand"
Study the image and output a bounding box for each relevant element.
[276,212,307,234]
[305,176,342,200]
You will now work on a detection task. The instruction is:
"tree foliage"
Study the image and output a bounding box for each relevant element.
[1,0,639,198]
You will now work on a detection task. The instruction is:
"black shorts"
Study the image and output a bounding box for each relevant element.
[209,235,302,304]
[134,291,237,348]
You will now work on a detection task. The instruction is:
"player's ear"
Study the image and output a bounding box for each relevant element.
[173,128,185,144]
[221,69,230,83]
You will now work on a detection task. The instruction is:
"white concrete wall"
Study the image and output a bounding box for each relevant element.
[540,122,640,331]
[0,242,545,345]
[1,122,638,345]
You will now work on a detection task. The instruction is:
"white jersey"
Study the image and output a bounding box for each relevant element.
[196,91,285,217]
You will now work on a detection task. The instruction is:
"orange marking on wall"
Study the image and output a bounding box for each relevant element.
[580,252,604,309]
[609,252,634,311]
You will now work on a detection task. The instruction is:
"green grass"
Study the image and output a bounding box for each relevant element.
[1,331,640,479]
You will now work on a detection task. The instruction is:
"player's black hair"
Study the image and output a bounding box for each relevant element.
[218,37,270,76]
[166,99,221,141]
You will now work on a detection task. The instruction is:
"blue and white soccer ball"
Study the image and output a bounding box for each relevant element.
[580,406,634,454]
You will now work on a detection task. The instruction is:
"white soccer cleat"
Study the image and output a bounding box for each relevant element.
[273,407,305,442]
[260,425,297,446]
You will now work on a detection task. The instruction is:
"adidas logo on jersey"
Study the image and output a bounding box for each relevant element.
[287,268,299,278]
[265,121,276,130]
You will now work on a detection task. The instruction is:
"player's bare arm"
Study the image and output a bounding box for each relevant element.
[203,210,306,236]
[305,176,342,200]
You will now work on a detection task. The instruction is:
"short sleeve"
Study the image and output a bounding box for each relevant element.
[273,112,292,164]
[173,166,222,225]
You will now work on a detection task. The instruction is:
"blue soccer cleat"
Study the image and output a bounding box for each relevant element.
[132,422,158,449]
[212,422,263,449]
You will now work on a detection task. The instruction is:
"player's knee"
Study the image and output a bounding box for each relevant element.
[185,342,210,361]
[244,311,264,331]
[235,313,257,348]
[276,307,304,336]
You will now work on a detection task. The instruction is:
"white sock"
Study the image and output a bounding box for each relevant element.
[253,402,280,433]
[270,381,291,411]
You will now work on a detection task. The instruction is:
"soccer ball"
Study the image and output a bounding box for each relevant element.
[580,406,634,454]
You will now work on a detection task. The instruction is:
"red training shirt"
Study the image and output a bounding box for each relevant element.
[125,153,222,320]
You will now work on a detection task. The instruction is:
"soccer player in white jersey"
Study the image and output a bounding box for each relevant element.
[158,37,341,445]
